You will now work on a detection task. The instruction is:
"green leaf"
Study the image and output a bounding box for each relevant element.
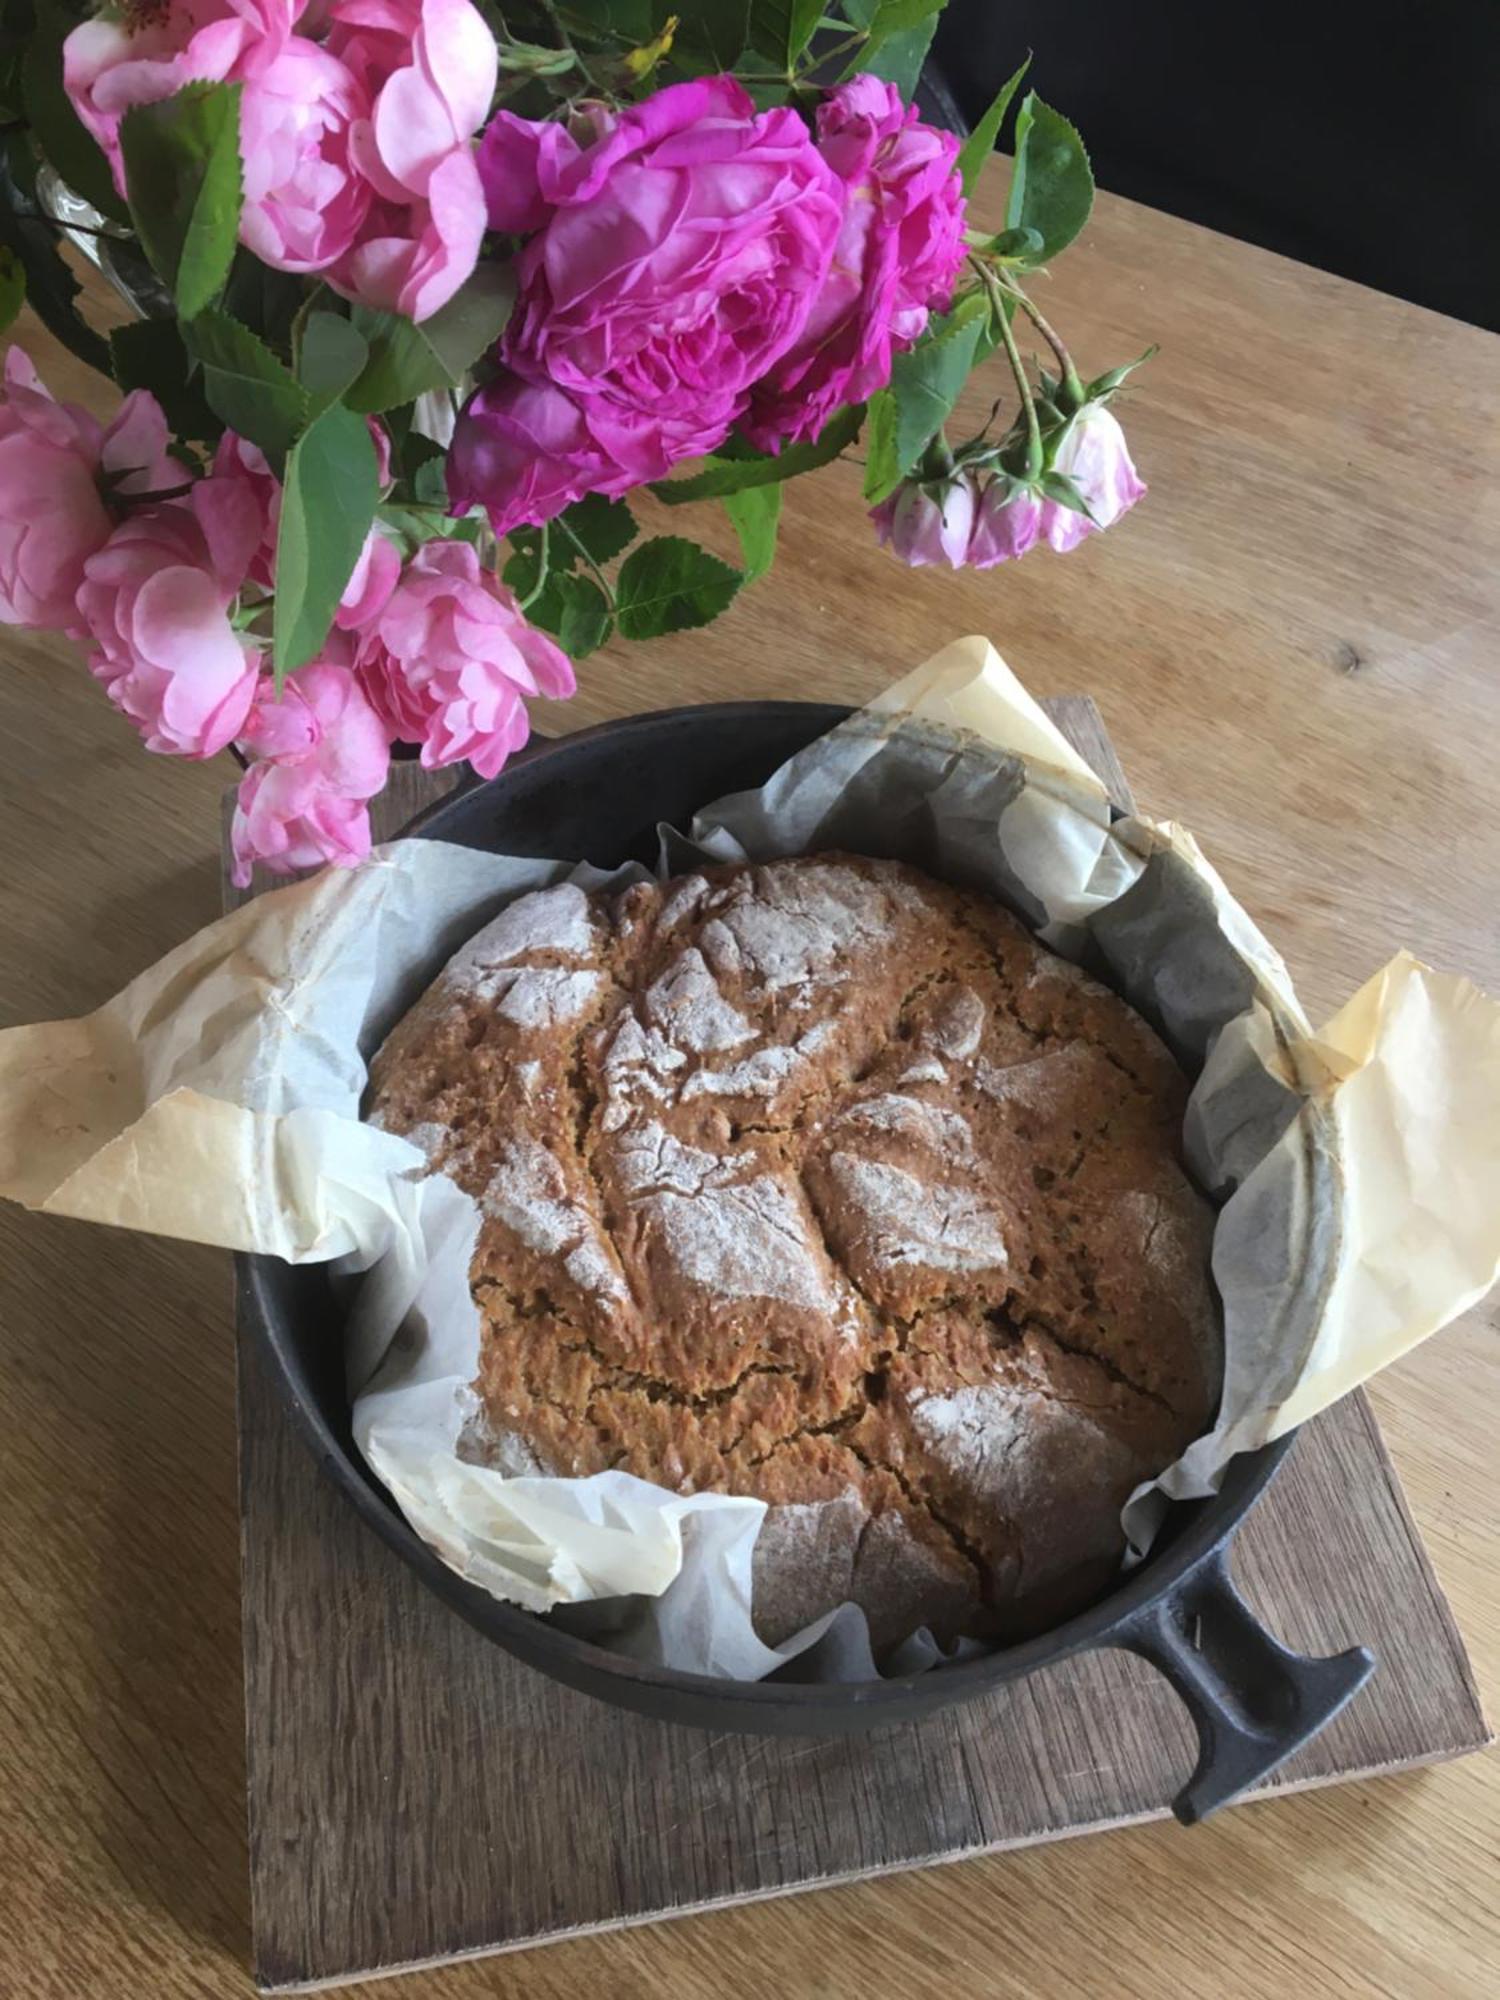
[515,492,637,572]
[502,541,543,598]
[221,249,305,348]
[347,264,515,413]
[110,319,222,441]
[119,82,242,319]
[1085,344,1158,400]
[296,310,369,414]
[748,0,821,65]
[501,544,612,657]
[721,483,781,581]
[956,56,1029,198]
[861,386,901,504]
[533,572,612,658]
[839,0,941,98]
[1004,93,1093,266]
[651,403,864,503]
[347,308,450,412]
[22,2,130,224]
[615,536,742,641]
[0,139,110,375]
[1038,467,1094,519]
[588,0,654,37]
[424,263,517,378]
[412,449,449,505]
[887,293,990,475]
[673,0,750,70]
[982,224,1044,262]
[379,501,477,550]
[182,309,308,467]
[273,402,379,683]
[0,245,22,336]
[861,0,944,30]
[496,35,577,75]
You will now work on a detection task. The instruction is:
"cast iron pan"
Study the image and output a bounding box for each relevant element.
[241,701,1376,1823]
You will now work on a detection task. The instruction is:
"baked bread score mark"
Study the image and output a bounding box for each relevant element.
[366,856,1222,1655]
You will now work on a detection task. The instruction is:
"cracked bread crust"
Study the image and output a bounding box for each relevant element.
[366,855,1222,1656]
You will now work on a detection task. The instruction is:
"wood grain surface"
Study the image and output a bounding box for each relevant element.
[229,717,1485,1991]
[2,155,1499,1999]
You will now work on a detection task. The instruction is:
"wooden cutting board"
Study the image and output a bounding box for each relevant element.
[225,700,1489,1993]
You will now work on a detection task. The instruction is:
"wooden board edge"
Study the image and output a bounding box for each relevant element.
[253,1732,1493,1994]
[1340,1392,1492,1736]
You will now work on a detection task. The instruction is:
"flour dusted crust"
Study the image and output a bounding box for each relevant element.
[367,857,1221,1653]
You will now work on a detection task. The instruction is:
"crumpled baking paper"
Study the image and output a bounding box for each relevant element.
[3,637,1498,1678]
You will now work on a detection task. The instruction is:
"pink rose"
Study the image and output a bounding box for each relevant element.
[239,38,371,272]
[76,478,264,757]
[1038,404,1146,553]
[967,479,1042,567]
[211,417,389,595]
[336,526,401,631]
[64,0,296,193]
[457,77,843,535]
[230,662,391,886]
[356,539,574,778]
[211,430,281,591]
[870,472,977,569]
[326,0,495,321]
[0,348,184,632]
[747,77,966,451]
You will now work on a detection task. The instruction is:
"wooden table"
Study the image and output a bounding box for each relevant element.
[1,157,1497,2000]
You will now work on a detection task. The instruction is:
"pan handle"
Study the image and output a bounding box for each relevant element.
[1117,1547,1376,1824]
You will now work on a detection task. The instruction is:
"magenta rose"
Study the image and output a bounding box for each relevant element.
[0,348,184,633]
[355,539,574,777]
[239,37,371,271]
[455,76,843,535]
[1038,404,1147,552]
[445,371,650,538]
[64,0,295,193]
[76,477,264,758]
[747,76,966,451]
[326,0,495,321]
[230,662,391,886]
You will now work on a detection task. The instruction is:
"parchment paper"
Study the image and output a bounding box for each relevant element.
[3,637,1498,1678]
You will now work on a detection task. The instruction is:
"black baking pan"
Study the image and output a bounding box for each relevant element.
[241,700,1376,1823]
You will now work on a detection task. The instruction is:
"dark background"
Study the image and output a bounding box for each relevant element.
[933,0,1499,332]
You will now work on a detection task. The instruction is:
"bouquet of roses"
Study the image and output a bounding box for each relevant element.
[0,0,1150,883]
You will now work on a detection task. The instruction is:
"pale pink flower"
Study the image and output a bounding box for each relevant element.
[967,479,1042,567]
[356,538,574,778]
[239,37,372,271]
[0,348,184,632]
[870,473,977,569]
[230,662,391,885]
[64,0,296,193]
[76,478,264,757]
[1038,404,1146,553]
[327,0,495,321]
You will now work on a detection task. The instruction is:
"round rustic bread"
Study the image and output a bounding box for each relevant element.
[366,854,1221,1654]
